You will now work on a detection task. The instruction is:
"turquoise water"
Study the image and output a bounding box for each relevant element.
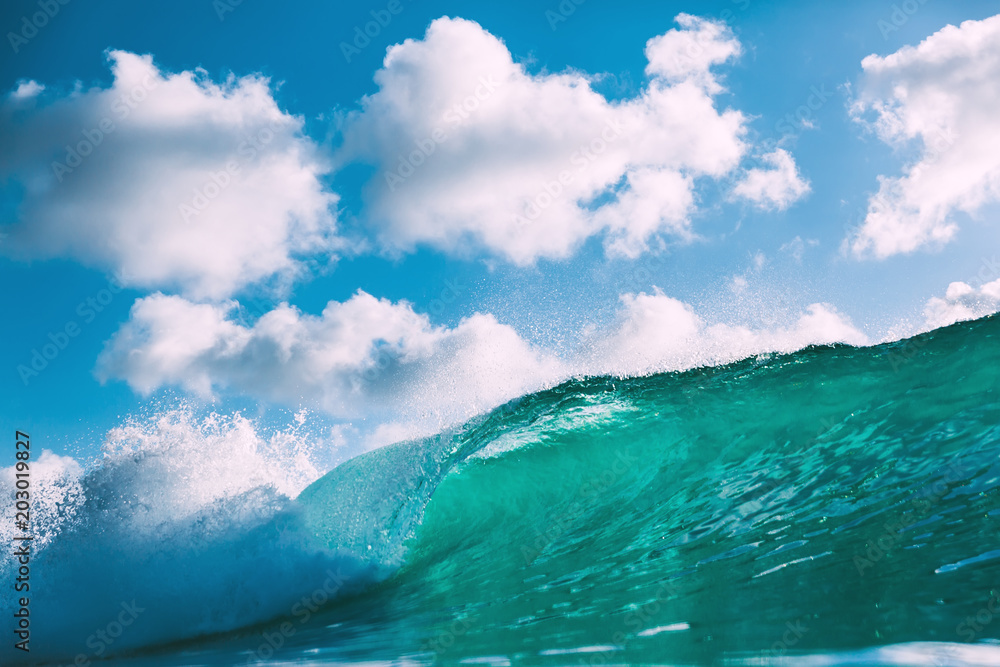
[5,315,1000,665]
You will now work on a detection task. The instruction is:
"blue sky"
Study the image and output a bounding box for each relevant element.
[2,0,1000,461]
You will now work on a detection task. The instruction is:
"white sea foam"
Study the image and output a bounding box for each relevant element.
[0,409,372,662]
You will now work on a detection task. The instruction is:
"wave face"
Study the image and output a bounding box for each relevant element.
[5,315,1000,665]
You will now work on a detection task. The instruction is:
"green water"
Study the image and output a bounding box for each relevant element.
[269,315,1000,665]
[50,315,1000,666]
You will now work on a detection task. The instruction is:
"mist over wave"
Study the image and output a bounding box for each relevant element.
[98,289,875,453]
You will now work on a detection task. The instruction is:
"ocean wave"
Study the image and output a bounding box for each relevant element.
[3,314,1000,664]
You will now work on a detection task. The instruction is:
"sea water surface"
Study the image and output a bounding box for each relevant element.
[3,315,1000,666]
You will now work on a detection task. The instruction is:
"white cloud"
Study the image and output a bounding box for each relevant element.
[99,289,868,441]
[597,167,694,258]
[0,51,339,299]
[643,13,741,92]
[583,290,868,377]
[733,148,811,210]
[97,291,565,428]
[848,14,1000,258]
[922,279,1000,330]
[9,80,44,100]
[336,14,793,264]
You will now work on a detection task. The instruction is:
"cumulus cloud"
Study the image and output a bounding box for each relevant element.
[0,51,339,299]
[583,290,868,377]
[922,279,1000,330]
[336,14,793,263]
[99,289,868,440]
[97,291,565,427]
[733,149,811,210]
[9,80,44,100]
[847,14,1000,258]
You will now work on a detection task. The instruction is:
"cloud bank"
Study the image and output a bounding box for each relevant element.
[0,15,815,291]
[98,291,867,441]
[0,51,339,299]
[922,279,1000,330]
[337,15,807,264]
[848,14,1000,258]
[582,290,866,377]
[97,291,564,427]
